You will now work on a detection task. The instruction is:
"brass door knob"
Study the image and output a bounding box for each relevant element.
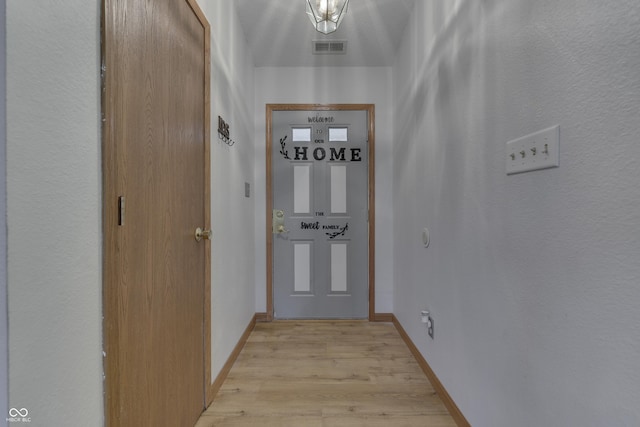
[194,227,212,242]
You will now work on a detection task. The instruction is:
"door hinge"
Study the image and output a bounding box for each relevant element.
[118,196,125,226]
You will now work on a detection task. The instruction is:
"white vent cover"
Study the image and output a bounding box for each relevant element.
[312,40,347,55]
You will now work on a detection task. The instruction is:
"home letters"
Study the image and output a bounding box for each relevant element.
[293,146,362,162]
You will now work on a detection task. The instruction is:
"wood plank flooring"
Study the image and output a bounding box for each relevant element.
[195,321,456,427]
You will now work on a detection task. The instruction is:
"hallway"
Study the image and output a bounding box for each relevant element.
[4,0,640,425]
[195,321,456,427]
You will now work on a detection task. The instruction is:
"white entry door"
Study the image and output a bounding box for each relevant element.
[272,109,369,318]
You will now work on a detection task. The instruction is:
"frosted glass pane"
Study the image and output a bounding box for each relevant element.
[329,127,348,141]
[331,244,347,292]
[294,244,311,293]
[292,128,311,142]
[330,165,347,213]
[294,165,310,214]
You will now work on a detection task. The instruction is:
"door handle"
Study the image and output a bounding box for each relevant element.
[194,227,212,242]
[272,210,289,234]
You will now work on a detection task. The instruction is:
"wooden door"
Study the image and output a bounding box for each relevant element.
[102,1,211,426]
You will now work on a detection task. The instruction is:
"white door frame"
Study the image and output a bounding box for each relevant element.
[265,104,376,321]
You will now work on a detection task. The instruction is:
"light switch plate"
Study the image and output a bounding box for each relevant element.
[506,125,559,175]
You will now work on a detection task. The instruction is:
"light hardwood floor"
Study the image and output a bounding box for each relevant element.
[195,321,456,427]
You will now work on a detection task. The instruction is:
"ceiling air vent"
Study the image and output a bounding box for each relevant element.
[312,40,347,55]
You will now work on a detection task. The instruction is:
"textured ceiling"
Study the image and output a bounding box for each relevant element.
[234,0,417,67]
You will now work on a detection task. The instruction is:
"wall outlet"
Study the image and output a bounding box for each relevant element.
[506,125,559,175]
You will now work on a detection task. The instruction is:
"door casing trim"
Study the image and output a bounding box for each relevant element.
[265,104,375,321]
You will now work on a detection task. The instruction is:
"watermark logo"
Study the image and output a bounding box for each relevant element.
[7,408,31,423]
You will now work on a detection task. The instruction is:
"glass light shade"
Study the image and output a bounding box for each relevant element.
[306,0,349,35]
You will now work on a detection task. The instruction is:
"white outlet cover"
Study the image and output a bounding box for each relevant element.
[506,125,560,175]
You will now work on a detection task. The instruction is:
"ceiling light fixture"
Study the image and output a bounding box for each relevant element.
[306,0,349,35]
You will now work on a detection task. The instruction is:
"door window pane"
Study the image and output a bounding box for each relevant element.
[292,127,311,142]
[329,127,348,142]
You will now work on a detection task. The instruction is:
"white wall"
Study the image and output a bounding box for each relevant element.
[392,1,640,426]
[5,2,257,426]
[0,1,8,424]
[198,0,256,382]
[254,66,394,315]
[7,1,102,426]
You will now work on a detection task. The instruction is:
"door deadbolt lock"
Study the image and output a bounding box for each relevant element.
[194,227,212,242]
[272,210,289,234]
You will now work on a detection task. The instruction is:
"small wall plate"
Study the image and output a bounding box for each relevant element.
[506,125,560,175]
[422,228,430,248]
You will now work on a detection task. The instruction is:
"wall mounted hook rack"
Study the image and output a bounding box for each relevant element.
[217,115,236,146]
